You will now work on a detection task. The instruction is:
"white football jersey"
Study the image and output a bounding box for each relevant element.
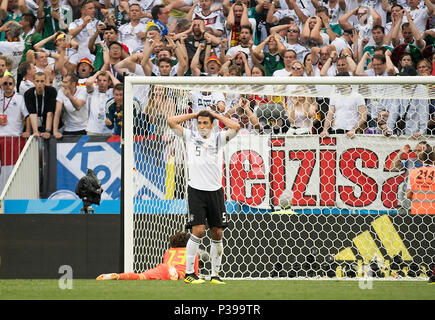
[181,128,229,191]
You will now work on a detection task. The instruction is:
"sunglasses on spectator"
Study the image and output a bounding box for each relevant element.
[292,66,303,70]
[2,82,13,86]
[288,29,299,33]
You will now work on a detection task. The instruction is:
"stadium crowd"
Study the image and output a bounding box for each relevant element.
[0,0,433,138]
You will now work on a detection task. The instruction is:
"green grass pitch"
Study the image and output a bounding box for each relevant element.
[0,279,433,300]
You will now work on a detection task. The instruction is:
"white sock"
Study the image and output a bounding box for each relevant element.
[210,239,223,277]
[185,234,201,275]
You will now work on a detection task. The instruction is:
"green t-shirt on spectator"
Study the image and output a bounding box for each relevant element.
[263,51,284,76]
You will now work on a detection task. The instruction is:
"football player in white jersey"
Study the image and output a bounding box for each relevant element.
[168,109,240,284]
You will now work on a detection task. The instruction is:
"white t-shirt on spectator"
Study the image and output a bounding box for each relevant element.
[69,18,101,53]
[0,91,28,136]
[283,42,310,62]
[226,45,257,69]
[86,88,114,134]
[118,22,148,54]
[56,86,88,132]
[272,8,310,29]
[330,91,365,131]
[273,68,291,77]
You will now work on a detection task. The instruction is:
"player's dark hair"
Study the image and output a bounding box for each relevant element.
[169,231,190,248]
[197,110,214,123]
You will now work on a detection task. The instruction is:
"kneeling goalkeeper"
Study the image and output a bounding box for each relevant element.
[168,110,240,284]
[96,231,198,280]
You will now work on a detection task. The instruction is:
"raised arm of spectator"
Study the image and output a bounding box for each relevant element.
[381,0,391,12]
[319,50,336,76]
[18,0,29,14]
[426,0,434,16]
[226,2,236,30]
[191,42,204,76]
[404,9,426,49]
[69,15,93,38]
[390,11,404,47]
[86,70,101,93]
[270,23,291,35]
[186,0,200,21]
[310,17,323,44]
[266,1,279,25]
[338,7,358,31]
[35,0,45,34]
[370,7,382,26]
[252,35,269,62]
[355,51,370,76]
[385,49,396,76]
[89,24,106,54]
[286,0,308,24]
[310,46,320,66]
[114,52,143,74]
[170,35,189,76]
[33,32,59,52]
[141,39,156,76]
[319,11,337,42]
[240,3,252,27]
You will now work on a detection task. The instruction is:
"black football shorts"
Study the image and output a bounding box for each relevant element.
[186,186,228,229]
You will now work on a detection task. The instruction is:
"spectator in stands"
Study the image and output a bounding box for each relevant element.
[397,53,415,73]
[390,11,426,49]
[141,34,188,76]
[272,49,297,76]
[18,61,36,95]
[416,58,432,76]
[24,71,56,139]
[338,6,382,45]
[68,0,100,58]
[118,3,148,54]
[280,24,310,62]
[151,4,170,37]
[311,45,332,76]
[188,0,225,38]
[0,20,25,78]
[320,72,367,138]
[182,18,208,61]
[225,1,254,46]
[0,72,30,137]
[85,70,119,135]
[225,25,259,68]
[53,73,88,138]
[37,0,72,47]
[365,109,392,136]
[225,97,260,134]
[383,0,434,35]
[252,33,286,76]
[103,41,126,81]
[266,0,309,30]
[301,16,330,49]
[320,53,356,76]
[387,67,429,138]
[287,85,318,134]
[89,25,130,72]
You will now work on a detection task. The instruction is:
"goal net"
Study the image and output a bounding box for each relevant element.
[123,76,435,280]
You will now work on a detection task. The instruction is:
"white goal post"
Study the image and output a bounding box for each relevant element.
[123,76,435,279]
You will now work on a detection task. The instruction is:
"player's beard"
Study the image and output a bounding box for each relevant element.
[199,128,211,138]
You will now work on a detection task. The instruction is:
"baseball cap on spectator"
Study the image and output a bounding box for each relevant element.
[207,56,221,65]
[77,58,94,72]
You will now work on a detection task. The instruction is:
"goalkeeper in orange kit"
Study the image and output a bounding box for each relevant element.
[96,231,199,280]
